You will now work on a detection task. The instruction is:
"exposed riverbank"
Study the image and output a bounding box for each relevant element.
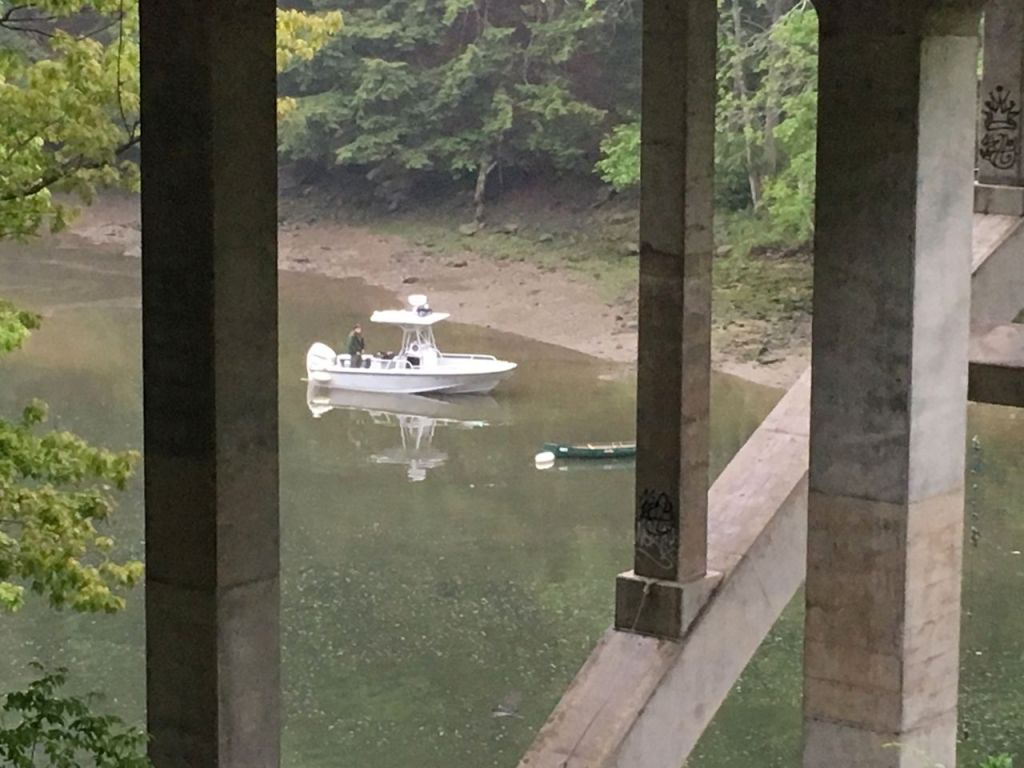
[60,191,810,389]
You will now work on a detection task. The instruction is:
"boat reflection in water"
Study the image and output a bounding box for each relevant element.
[306,382,509,482]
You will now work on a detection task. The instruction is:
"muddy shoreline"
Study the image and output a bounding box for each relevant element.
[61,193,807,390]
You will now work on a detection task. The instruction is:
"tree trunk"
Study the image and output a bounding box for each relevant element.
[474,155,497,222]
[729,0,762,208]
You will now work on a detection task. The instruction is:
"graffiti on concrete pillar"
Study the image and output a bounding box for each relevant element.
[636,489,677,572]
[980,85,1021,171]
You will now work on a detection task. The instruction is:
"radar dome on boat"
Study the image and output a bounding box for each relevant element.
[408,294,427,308]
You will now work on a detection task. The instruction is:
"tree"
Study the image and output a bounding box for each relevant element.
[724,0,764,207]
[0,304,152,765]
[0,301,141,614]
[0,0,341,240]
[0,666,151,768]
[594,118,638,193]
[279,0,637,218]
[756,2,816,244]
[595,0,819,249]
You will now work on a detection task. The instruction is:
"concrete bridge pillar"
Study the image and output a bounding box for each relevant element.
[977,0,1024,214]
[613,0,720,641]
[139,2,279,766]
[805,3,980,767]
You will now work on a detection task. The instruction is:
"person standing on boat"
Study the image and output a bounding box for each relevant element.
[345,323,366,368]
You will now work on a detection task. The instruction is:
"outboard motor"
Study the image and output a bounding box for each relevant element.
[305,342,337,384]
[306,342,336,372]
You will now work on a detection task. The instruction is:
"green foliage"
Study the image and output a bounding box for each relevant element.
[0,301,41,354]
[0,303,145,758]
[0,1,340,239]
[0,303,141,613]
[280,0,638,210]
[277,8,344,71]
[594,0,819,250]
[0,666,150,767]
[979,756,1014,768]
[756,3,817,244]
[714,0,818,245]
[0,0,140,239]
[713,0,756,209]
[595,119,639,191]
[0,301,145,753]
[277,8,344,118]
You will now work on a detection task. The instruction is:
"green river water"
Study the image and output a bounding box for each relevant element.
[0,241,1020,766]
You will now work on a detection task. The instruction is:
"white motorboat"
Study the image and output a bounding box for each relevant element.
[305,295,517,395]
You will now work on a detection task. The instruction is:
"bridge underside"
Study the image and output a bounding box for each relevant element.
[519,222,1024,768]
[134,1,1023,767]
[521,1,1024,767]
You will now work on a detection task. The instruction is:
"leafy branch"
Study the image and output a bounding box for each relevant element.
[0,666,150,768]
[0,1,340,239]
[0,301,141,614]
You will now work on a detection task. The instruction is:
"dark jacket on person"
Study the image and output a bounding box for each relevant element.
[346,330,365,359]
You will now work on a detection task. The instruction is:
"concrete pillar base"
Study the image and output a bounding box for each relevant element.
[804,714,957,768]
[614,570,721,639]
[803,487,964,768]
[974,183,1024,216]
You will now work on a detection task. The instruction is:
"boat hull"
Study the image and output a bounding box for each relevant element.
[306,340,516,396]
[309,364,516,395]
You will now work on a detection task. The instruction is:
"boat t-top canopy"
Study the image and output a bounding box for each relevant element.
[370,309,450,326]
[370,294,449,326]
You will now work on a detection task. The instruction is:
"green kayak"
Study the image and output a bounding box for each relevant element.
[542,441,636,459]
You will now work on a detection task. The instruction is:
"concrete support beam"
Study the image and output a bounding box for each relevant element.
[971,212,1024,326]
[140,2,279,767]
[615,0,718,641]
[518,208,1021,768]
[979,0,1024,190]
[969,323,1024,407]
[805,5,979,766]
[519,373,810,768]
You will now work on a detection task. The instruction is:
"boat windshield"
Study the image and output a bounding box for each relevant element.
[400,325,440,357]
